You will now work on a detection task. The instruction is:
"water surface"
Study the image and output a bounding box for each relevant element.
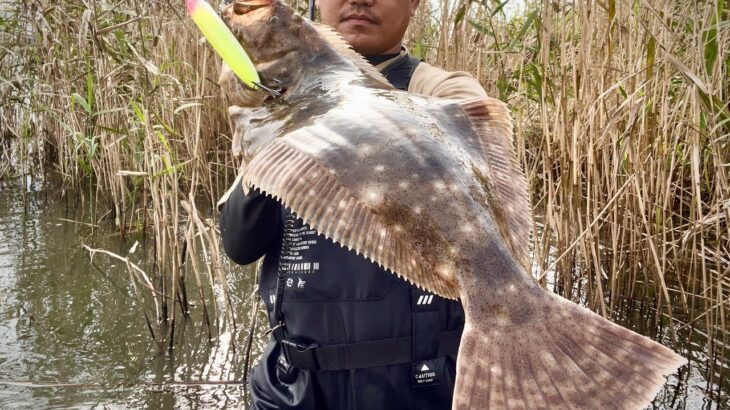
[0,177,266,409]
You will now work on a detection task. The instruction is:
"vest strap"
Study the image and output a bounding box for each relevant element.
[411,288,441,364]
[280,329,460,371]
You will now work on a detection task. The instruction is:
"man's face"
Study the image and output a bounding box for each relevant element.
[317,0,420,56]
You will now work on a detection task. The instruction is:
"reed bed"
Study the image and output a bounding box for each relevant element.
[1,0,728,401]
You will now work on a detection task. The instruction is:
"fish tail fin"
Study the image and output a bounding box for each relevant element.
[453,293,686,409]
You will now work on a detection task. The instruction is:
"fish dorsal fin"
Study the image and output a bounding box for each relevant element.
[460,98,532,268]
[242,139,460,300]
[311,23,393,89]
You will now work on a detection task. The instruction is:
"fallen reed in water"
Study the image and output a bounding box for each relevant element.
[1,0,728,402]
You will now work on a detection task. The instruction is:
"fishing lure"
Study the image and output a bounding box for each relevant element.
[186,0,263,91]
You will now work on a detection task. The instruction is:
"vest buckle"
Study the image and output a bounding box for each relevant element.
[281,339,320,371]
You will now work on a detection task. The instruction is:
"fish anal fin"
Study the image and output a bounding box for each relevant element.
[242,140,460,300]
[459,98,532,268]
[454,290,686,409]
[311,23,393,89]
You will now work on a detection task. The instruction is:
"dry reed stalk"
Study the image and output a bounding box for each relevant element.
[83,244,164,350]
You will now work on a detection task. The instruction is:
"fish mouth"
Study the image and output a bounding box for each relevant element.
[231,0,272,15]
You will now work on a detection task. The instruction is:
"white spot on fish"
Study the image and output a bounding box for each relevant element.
[433,180,446,190]
[338,199,347,209]
[413,206,423,215]
[361,186,383,206]
[375,164,385,172]
[358,144,373,156]
[436,263,454,280]
[461,224,474,233]
[398,180,409,189]
[295,124,351,155]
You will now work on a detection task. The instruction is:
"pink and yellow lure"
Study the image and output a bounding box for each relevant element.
[186,0,260,89]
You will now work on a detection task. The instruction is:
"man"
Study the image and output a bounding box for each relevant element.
[219,0,488,408]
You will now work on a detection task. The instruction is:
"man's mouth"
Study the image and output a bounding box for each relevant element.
[341,12,377,24]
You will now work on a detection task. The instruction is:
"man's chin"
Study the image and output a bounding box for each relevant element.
[338,18,378,32]
[336,31,381,55]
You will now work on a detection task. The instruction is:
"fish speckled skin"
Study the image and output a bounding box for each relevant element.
[218,1,686,408]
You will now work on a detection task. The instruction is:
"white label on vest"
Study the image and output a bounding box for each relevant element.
[413,358,443,387]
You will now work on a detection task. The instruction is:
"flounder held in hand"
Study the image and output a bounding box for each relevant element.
[217,0,686,408]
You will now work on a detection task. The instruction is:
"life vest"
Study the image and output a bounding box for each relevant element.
[248,52,466,410]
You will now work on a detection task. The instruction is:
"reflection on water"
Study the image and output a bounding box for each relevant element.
[0,178,267,409]
[615,294,729,410]
[0,177,727,409]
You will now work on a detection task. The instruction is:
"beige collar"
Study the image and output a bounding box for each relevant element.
[374,47,409,72]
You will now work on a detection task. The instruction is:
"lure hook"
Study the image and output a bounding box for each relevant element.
[253,81,282,98]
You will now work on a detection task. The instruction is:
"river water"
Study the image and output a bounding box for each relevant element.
[0,177,267,409]
[0,177,727,409]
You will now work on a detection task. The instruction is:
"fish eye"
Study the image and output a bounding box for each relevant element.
[268,15,280,25]
[233,3,252,14]
[233,0,268,15]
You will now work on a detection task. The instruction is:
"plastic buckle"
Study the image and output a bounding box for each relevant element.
[281,339,319,370]
[263,321,287,342]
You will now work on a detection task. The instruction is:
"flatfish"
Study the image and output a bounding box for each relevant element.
[217,1,686,408]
